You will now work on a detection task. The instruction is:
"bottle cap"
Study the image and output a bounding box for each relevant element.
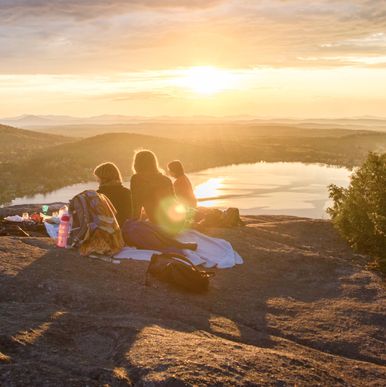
[61,214,70,222]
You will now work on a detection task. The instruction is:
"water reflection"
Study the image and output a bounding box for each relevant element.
[194,177,224,207]
[10,162,351,219]
[189,162,351,218]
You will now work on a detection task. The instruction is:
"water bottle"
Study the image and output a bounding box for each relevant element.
[58,205,68,218]
[57,214,71,248]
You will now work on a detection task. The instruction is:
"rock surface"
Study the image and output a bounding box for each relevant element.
[0,215,385,386]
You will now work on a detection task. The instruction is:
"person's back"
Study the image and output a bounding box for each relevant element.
[97,183,132,226]
[130,150,175,225]
[94,162,132,226]
[174,174,197,208]
[168,160,197,209]
[131,172,174,223]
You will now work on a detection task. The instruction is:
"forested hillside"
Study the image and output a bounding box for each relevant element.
[0,124,73,163]
[1,125,386,204]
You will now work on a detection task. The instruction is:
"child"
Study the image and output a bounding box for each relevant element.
[168,160,197,209]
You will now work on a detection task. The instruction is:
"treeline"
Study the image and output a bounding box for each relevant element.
[328,152,386,272]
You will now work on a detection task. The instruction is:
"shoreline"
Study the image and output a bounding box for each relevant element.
[0,156,357,207]
[2,161,350,220]
[0,202,330,222]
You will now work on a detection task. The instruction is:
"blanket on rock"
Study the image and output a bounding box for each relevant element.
[114,229,243,269]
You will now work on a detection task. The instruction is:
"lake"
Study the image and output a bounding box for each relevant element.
[10,162,351,219]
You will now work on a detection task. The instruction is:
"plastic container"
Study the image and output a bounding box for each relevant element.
[57,214,71,248]
[58,205,68,218]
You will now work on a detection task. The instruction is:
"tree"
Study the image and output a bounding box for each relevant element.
[328,152,386,272]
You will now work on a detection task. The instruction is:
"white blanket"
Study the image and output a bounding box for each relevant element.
[114,230,243,269]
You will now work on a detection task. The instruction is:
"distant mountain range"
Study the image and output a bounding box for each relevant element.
[1,114,386,131]
[0,114,242,127]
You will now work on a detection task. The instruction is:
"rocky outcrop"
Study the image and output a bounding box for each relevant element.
[0,216,385,385]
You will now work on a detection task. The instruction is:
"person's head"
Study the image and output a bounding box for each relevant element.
[168,160,185,178]
[133,150,160,175]
[94,162,122,185]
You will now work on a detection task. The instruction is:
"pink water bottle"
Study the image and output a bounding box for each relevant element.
[57,214,71,248]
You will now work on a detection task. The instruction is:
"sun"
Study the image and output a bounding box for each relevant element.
[176,66,238,95]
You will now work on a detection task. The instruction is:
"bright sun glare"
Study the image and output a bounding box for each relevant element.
[194,178,224,199]
[177,66,238,95]
[194,177,224,207]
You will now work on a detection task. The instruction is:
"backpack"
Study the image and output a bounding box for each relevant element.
[196,207,244,228]
[221,208,244,228]
[146,253,214,293]
[68,190,124,256]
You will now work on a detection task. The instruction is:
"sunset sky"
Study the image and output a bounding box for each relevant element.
[1,0,385,118]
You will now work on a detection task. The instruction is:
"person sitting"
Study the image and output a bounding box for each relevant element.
[130,150,176,227]
[94,162,132,226]
[168,160,197,209]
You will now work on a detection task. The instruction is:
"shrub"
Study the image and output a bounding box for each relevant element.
[328,152,386,272]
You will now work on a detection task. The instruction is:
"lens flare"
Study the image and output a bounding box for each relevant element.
[155,196,188,235]
[167,203,187,223]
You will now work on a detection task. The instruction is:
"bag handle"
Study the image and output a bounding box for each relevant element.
[161,252,197,268]
[161,253,215,277]
[145,253,215,287]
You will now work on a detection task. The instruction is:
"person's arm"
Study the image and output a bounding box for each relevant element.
[130,176,142,219]
[173,178,184,199]
[121,188,133,220]
[166,176,176,197]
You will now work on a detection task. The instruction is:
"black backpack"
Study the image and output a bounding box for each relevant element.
[146,253,214,293]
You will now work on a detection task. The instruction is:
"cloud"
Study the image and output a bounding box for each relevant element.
[0,0,226,21]
[0,0,386,73]
[101,91,175,101]
[298,55,386,66]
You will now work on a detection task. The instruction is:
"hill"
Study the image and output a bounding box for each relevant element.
[0,215,385,385]
[0,124,73,163]
[1,128,386,205]
[0,132,222,204]
[10,121,377,139]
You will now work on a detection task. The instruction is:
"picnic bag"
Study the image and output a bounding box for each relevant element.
[68,190,124,256]
[146,253,214,293]
[221,208,244,227]
[196,207,244,228]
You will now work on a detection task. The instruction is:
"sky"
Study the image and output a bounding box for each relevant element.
[0,0,385,118]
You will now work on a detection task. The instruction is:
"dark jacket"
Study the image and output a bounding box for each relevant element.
[130,173,175,223]
[97,183,132,226]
